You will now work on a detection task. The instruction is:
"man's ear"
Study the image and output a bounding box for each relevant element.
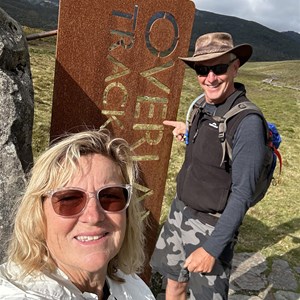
[233,59,240,77]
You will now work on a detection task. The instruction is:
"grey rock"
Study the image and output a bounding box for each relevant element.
[268,259,298,291]
[257,284,276,300]
[229,296,262,300]
[0,8,34,262]
[274,291,300,300]
[230,252,268,291]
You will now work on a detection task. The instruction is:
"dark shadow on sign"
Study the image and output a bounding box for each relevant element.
[49,60,113,142]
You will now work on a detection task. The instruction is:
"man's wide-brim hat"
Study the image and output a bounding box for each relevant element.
[180,32,253,69]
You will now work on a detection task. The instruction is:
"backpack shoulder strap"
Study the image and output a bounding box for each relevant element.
[213,102,263,166]
[214,87,247,117]
[186,94,205,127]
[222,102,261,119]
[185,94,205,144]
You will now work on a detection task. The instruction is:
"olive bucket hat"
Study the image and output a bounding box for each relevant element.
[179,32,253,69]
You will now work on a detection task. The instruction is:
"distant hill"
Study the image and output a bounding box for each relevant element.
[192,10,300,61]
[0,1,299,61]
[282,31,300,43]
[0,0,58,30]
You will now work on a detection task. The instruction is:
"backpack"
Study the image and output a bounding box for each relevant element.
[185,95,282,206]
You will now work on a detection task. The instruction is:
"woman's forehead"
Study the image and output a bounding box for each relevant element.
[66,154,123,185]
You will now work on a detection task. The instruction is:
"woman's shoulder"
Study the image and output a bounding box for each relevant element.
[0,262,90,299]
[0,263,155,299]
[107,270,156,299]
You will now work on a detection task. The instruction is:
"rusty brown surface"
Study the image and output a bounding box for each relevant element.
[51,0,195,282]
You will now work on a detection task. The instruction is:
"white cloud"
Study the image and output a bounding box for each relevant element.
[193,0,300,32]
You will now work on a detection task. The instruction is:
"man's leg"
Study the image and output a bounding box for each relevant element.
[188,259,231,300]
[150,198,189,298]
[166,278,188,300]
[180,208,235,299]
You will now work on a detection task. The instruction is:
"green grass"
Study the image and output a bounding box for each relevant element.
[24,27,56,159]
[28,34,300,272]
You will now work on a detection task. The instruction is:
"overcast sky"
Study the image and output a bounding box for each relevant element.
[193,0,300,33]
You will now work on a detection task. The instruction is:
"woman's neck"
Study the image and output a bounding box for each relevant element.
[58,265,107,298]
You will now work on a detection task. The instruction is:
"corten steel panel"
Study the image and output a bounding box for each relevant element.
[51,0,195,281]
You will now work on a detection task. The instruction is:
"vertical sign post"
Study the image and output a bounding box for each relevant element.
[51,0,195,281]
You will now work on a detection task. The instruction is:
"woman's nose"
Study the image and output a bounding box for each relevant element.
[79,195,106,223]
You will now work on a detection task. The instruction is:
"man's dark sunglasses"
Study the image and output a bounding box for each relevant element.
[194,58,237,76]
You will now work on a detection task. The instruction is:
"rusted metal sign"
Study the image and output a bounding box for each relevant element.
[51,0,195,280]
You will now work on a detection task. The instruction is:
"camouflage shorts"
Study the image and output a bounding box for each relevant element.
[150,197,234,300]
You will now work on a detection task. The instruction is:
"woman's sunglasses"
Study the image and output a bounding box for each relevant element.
[44,184,132,217]
[194,58,237,76]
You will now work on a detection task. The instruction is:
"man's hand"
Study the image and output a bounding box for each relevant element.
[163,120,187,142]
[183,247,216,273]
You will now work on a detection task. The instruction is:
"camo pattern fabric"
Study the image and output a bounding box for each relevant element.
[150,197,233,300]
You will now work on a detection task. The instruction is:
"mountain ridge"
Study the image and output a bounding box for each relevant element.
[192,10,300,61]
[0,0,58,30]
[0,0,299,61]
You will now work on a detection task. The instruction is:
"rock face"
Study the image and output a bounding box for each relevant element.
[0,8,34,262]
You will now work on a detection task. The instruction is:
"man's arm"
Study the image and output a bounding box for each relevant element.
[163,120,186,142]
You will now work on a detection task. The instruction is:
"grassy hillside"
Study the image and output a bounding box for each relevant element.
[24,27,56,157]
[27,33,300,276]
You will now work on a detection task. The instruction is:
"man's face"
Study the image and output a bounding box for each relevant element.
[196,54,240,104]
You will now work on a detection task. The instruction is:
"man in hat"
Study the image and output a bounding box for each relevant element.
[150,32,267,299]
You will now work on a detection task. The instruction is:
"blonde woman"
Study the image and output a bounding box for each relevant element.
[0,129,155,299]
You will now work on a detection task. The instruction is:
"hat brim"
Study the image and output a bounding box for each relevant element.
[179,44,253,69]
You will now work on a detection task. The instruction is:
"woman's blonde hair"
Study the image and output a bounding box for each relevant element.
[7,129,145,281]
